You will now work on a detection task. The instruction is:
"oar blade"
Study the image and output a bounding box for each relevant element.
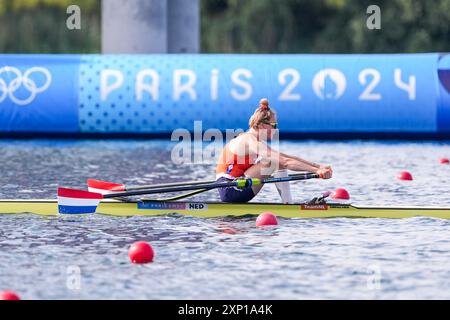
[87,179,126,194]
[57,187,103,214]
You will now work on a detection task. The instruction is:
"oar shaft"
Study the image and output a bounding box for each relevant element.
[103,180,248,198]
[125,179,216,191]
[124,172,311,191]
[103,172,319,199]
[263,173,319,184]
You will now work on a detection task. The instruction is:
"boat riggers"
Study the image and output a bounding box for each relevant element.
[57,173,320,214]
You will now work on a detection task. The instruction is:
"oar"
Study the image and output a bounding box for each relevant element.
[87,178,218,193]
[57,173,320,214]
[87,172,312,194]
[88,172,319,197]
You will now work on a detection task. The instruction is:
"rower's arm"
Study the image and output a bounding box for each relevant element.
[257,143,322,173]
[279,152,326,170]
[278,154,321,172]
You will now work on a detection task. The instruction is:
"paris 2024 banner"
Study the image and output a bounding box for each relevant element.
[0,53,449,135]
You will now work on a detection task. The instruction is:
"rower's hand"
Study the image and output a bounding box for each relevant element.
[317,167,332,179]
[319,164,333,172]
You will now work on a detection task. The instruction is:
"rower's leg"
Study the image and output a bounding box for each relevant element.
[273,169,293,204]
[244,158,279,194]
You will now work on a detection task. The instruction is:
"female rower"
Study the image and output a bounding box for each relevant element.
[215,98,332,203]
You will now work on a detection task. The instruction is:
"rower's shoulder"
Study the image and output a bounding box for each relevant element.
[233,131,257,143]
[228,132,257,153]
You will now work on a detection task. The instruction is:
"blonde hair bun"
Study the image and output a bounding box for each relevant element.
[259,98,270,110]
[249,98,276,129]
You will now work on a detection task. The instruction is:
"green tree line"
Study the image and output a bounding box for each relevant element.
[0,0,448,53]
[201,0,450,53]
[0,0,100,53]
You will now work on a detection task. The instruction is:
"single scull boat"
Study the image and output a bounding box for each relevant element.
[1,199,450,219]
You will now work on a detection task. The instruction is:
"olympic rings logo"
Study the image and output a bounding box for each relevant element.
[0,66,52,106]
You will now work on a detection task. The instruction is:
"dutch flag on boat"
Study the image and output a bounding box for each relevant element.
[57,187,103,214]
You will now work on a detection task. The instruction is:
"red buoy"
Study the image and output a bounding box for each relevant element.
[128,241,154,264]
[397,171,413,181]
[0,290,20,300]
[256,212,278,227]
[439,158,449,164]
[332,188,350,200]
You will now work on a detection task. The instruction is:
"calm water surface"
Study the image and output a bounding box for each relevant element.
[1,139,450,299]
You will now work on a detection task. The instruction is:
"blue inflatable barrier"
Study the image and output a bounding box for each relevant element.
[0,53,449,136]
[0,54,80,132]
[438,54,450,133]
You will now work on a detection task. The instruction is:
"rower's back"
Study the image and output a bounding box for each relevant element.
[215,132,258,179]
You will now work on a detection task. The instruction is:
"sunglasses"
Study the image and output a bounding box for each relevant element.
[263,122,278,129]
